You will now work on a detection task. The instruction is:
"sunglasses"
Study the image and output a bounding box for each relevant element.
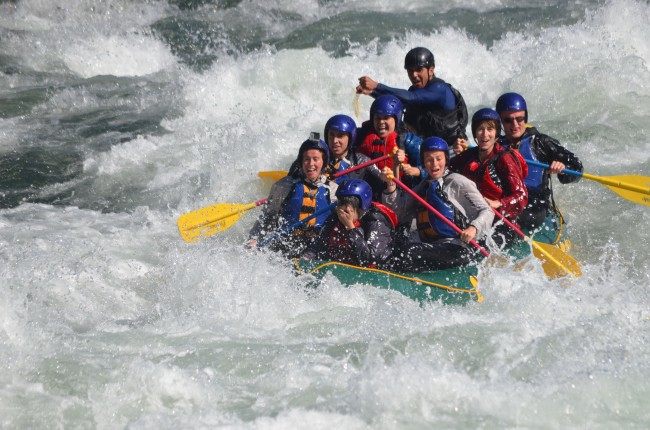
[502,116,526,124]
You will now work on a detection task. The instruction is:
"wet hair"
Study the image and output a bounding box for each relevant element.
[337,195,363,216]
[472,119,501,137]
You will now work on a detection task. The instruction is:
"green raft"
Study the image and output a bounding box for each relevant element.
[294,211,573,305]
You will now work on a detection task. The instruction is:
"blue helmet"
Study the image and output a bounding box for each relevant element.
[324,114,357,148]
[496,92,528,122]
[298,133,330,167]
[419,136,449,164]
[370,95,403,129]
[336,179,373,212]
[471,108,501,136]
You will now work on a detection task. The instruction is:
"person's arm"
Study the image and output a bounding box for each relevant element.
[496,154,529,219]
[380,169,421,222]
[374,82,455,109]
[248,178,292,240]
[447,174,494,239]
[535,133,583,184]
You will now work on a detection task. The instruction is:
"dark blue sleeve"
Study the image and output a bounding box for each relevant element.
[374,82,455,110]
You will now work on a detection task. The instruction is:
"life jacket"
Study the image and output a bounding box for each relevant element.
[357,132,399,169]
[330,157,352,184]
[501,132,545,194]
[416,180,468,241]
[281,179,331,234]
[516,135,545,194]
[464,147,527,201]
[403,78,469,141]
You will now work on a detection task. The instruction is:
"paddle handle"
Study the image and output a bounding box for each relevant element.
[490,207,526,240]
[331,153,392,179]
[390,176,490,257]
[526,158,650,196]
[257,202,337,248]
[525,159,583,177]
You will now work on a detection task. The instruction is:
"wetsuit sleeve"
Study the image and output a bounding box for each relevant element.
[496,153,529,219]
[534,133,583,184]
[348,212,394,266]
[248,177,293,240]
[374,82,455,109]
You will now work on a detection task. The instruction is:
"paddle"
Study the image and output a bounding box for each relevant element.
[388,175,490,257]
[490,208,582,279]
[258,151,394,183]
[258,170,287,181]
[525,159,650,207]
[177,198,268,243]
[256,202,337,248]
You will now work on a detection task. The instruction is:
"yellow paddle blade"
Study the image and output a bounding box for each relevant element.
[583,173,650,207]
[530,239,582,279]
[258,171,288,182]
[177,201,257,243]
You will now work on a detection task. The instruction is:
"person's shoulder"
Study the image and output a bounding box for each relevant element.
[445,171,471,184]
[426,78,453,91]
[352,151,371,164]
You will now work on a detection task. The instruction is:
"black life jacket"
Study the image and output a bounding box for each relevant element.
[403,77,468,142]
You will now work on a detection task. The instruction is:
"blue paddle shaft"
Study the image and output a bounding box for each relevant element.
[257,202,336,248]
[525,159,583,177]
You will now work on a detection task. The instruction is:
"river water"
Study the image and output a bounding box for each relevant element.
[1,0,649,428]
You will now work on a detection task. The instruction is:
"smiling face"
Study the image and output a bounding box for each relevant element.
[474,120,498,154]
[422,150,447,180]
[500,110,527,142]
[407,66,434,89]
[373,114,396,138]
[301,149,324,182]
[327,130,350,158]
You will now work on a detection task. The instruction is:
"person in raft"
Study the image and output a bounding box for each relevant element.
[356,47,469,155]
[449,108,528,244]
[247,134,338,258]
[355,94,424,191]
[496,92,583,230]
[379,137,494,271]
[288,114,384,193]
[303,179,397,268]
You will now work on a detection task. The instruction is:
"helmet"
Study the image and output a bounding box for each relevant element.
[471,108,501,136]
[336,179,373,212]
[298,133,330,167]
[370,95,404,129]
[404,47,435,69]
[496,92,528,122]
[324,114,357,148]
[419,136,449,164]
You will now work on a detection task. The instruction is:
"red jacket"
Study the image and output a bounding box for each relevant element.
[356,131,402,169]
[449,142,528,220]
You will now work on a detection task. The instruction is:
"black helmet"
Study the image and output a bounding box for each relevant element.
[404,47,435,70]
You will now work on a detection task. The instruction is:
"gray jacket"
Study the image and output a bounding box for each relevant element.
[382,171,494,240]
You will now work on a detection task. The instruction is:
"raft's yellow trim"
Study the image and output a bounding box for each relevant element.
[296,260,483,302]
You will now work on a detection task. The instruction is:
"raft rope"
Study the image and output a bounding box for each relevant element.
[295,260,483,302]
